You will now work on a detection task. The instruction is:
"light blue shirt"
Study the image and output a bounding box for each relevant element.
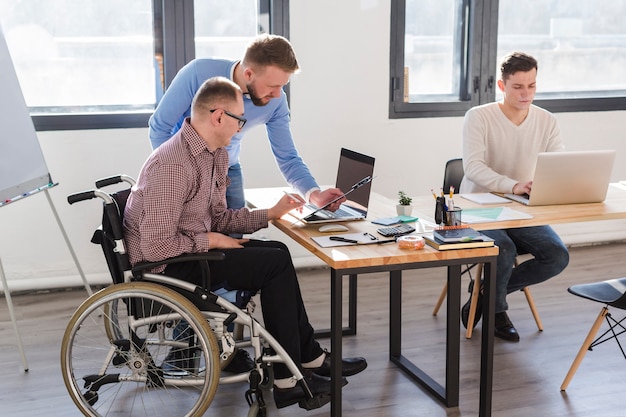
[148,58,318,197]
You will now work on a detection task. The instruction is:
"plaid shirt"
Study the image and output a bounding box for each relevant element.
[124,119,268,272]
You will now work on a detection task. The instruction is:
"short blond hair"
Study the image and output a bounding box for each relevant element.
[242,34,299,74]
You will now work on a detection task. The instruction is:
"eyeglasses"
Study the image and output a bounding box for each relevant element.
[210,109,247,129]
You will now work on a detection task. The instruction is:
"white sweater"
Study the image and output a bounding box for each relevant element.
[460,102,564,194]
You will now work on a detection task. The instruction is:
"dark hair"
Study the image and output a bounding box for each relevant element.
[499,52,538,81]
[192,76,241,115]
[242,34,299,74]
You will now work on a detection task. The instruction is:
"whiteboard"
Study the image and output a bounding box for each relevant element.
[0,25,53,204]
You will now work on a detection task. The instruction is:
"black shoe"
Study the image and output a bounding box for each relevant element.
[305,350,368,377]
[161,348,193,376]
[222,348,255,373]
[494,311,520,342]
[461,279,483,330]
[273,372,348,409]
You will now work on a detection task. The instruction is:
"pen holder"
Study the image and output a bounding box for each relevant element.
[445,207,462,226]
[435,196,446,224]
[435,197,462,226]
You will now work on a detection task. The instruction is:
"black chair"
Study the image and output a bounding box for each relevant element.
[432,158,543,338]
[442,158,464,194]
[560,277,626,390]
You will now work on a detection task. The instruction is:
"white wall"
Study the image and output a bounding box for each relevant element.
[1,0,625,292]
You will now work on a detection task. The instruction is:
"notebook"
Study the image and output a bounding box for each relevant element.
[503,150,616,206]
[292,148,375,224]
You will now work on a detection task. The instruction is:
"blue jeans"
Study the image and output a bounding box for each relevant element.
[481,226,569,313]
[224,163,256,306]
[226,164,245,210]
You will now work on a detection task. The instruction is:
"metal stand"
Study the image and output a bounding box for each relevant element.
[1,188,91,371]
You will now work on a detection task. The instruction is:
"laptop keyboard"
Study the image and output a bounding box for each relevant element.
[334,207,353,217]
[503,193,530,205]
[304,204,361,221]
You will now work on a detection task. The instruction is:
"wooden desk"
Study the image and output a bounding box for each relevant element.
[409,183,626,230]
[246,189,500,417]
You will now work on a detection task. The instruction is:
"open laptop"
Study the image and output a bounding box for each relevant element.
[292,148,375,224]
[503,150,616,206]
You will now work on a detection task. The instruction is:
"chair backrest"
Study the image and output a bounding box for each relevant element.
[90,188,132,284]
[443,158,464,191]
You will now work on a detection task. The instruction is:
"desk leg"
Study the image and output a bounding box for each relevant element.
[330,268,343,417]
[445,264,461,406]
[348,274,357,334]
[314,274,357,339]
[389,270,402,357]
[389,266,462,407]
[479,260,496,417]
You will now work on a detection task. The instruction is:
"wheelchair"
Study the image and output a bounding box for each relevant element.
[60,175,322,417]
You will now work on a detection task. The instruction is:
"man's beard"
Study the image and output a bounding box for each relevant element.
[246,83,270,107]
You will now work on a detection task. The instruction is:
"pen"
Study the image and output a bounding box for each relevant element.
[449,186,454,199]
[330,236,359,243]
[358,239,396,245]
[283,190,305,203]
[430,189,437,201]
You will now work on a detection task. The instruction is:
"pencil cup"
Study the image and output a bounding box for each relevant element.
[445,207,462,226]
[435,196,446,224]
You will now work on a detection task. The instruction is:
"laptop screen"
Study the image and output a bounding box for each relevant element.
[335,148,375,216]
[504,149,616,206]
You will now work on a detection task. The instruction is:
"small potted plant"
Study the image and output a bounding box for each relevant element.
[396,191,413,216]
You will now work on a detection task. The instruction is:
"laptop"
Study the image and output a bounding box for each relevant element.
[292,148,375,224]
[503,150,616,206]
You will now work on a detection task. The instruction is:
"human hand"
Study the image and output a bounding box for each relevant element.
[513,181,532,195]
[310,188,345,212]
[207,232,249,249]
[268,193,305,220]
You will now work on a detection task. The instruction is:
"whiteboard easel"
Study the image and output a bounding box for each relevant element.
[0,185,92,371]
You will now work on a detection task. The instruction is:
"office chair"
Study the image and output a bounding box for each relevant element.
[560,277,626,391]
[432,158,543,339]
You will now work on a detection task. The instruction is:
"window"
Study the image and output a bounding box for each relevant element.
[0,0,155,129]
[0,0,288,130]
[390,0,626,118]
[194,0,265,59]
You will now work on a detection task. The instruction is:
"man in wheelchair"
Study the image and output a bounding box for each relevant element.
[123,76,367,409]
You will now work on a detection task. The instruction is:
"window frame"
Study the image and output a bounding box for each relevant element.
[29,0,289,131]
[390,0,626,119]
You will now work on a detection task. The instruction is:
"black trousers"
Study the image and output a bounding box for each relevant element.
[164,239,323,378]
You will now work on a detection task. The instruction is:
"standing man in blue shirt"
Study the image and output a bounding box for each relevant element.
[149,34,344,211]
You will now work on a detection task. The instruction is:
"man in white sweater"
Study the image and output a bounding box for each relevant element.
[459,52,570,342]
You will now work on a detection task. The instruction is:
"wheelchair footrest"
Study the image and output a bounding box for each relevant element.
[245,369,266,414]
[299,393,331,410]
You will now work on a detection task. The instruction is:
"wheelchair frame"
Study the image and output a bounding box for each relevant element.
[60,175,316,417]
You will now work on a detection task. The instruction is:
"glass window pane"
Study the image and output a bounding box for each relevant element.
[194,0,265,59]
[497,0,626,99]
[0,0,155,114]
[404,0,463,102]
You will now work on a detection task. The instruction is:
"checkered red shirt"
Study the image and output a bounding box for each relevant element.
[123,119,268,272]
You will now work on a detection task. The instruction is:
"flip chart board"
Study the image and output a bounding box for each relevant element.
[0,25,53,206]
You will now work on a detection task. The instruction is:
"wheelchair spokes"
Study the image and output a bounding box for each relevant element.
[61,282,220,417]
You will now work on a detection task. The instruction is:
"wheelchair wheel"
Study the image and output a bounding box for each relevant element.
[103,298,123,342]
[61,282,220,417]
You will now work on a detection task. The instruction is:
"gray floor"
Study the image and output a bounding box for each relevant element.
[2,242,626,416]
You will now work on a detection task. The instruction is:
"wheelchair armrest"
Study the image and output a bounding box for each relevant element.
[131,251,226,274]
[132,251,225,290]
